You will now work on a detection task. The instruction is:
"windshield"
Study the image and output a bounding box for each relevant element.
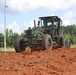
[47,22,52,26]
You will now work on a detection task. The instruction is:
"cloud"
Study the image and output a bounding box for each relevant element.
[0,24,4,33]
[6,21,34,34]
[7,0,63,13]
[0,21,34,34]
[63,20,71,26]
[63,0,76,9]
[0,0,76,14]
[62,11,76,25]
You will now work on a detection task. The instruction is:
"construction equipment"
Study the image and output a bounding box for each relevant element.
[14,16,71,52]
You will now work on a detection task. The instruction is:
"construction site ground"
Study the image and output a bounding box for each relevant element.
[0,47,76,75]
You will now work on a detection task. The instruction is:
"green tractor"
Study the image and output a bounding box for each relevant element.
[14,16,71,52]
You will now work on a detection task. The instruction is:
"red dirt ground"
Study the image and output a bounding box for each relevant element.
[0,47,76,75]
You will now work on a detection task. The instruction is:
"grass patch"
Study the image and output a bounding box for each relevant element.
[71,45,76,48]
[0,47,15,52]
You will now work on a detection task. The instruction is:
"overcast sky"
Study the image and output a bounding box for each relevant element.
[0,0,76,34]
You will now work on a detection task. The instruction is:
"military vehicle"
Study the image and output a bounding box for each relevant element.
[14,16,71,52]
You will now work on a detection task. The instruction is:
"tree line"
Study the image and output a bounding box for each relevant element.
[0,25,76,47]
[63,24,76,44]
[0,29,18,47]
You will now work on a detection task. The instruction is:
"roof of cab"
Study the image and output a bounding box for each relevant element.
[39,16,62,21]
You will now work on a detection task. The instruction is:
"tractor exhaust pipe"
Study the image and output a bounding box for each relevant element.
[34,20,36,27]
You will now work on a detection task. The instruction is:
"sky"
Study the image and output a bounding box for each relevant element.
[0,0,76,34]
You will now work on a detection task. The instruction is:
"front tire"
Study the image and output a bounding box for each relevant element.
[14,36,26,52]
[42,34,52,50]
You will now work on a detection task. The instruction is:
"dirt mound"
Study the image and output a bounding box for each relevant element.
[0,47,76,75]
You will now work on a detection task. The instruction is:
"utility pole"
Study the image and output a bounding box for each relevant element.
[4,0,6,52]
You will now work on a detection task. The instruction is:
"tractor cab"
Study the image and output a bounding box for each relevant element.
[38,16,63,38]
[39,16,62,26]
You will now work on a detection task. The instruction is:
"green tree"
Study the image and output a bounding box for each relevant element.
[6,29,18,47]
[0,33,4,47]
[63,25,76,44]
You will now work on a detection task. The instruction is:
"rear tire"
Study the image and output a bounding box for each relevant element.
[14,36,26,52]
[66,39,71,48]
[42,34,52,50]
[60,37,66,47]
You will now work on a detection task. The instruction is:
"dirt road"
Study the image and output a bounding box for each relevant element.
[0,47,76,75]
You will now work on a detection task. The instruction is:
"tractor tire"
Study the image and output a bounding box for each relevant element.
[42,34,52,50]
[14,36,26,52]
[66,39,71,48]
[60,37,66,47]
[52,41,57,46]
